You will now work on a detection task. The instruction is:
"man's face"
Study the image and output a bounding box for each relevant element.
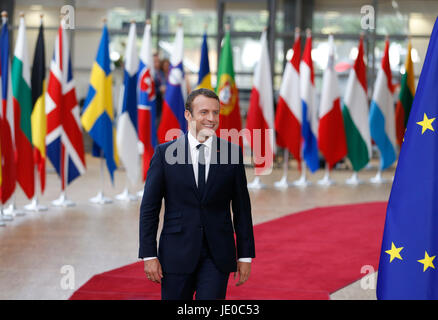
[185,95,220,141]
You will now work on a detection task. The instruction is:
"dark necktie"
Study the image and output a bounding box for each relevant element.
[197,144,206,195]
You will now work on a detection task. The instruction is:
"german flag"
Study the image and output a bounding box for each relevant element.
[30,17,46,194]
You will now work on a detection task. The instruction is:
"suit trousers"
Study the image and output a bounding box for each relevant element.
[161,230,230,300]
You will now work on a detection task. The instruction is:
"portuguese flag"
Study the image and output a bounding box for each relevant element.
[342,36,372,172]
[11,16,34,199]
[216,30,242,146]
[395,40,415,146]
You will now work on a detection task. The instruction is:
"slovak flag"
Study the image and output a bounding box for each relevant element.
[275,29,302,168]
[157,26,186,143]
[246,30,275,175]
[300,31,319,173]
[369,38,397,170]
[116,21,140,186]
[138,22,157,181]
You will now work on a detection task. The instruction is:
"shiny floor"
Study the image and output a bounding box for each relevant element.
[0,154,393,300]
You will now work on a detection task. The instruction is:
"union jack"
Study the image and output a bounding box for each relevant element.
[46,24,85,190]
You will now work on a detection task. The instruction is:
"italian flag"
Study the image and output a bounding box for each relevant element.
[342,36,371,172]
[395,40,415,146]
[11,16,34,199]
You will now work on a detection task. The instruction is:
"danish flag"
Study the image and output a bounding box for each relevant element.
[46,24,86,190]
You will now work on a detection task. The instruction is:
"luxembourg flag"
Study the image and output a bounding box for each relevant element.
[116,21,140,186]
[246,30,275,175]
[274,29,302,167]
[318,35,347,169]
[138,22,157,182]
[369,38,397,170]
[157,26,186,143]
[300,31,319,173]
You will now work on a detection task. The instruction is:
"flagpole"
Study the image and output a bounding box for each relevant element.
[115,174,138,201]
[317,162,334,186]
[51,151,75,207]
[89,150,113,204]
[293,161,311,187]
[346,171,362,185]
[274,149,290,188]
[4,194,25,218]
[370,151,388,184]
[24,165,48,212]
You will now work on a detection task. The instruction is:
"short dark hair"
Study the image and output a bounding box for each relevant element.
[185,88,220,114]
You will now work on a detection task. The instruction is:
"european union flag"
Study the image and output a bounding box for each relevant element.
[81,24,119,182]
[377,17,438,299]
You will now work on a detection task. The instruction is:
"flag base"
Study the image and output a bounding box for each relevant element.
[292,169,311,187]
[317,169,335,186]
[0,207,6,226]
[115,187,138,202]
[274,175,290,189]
[52,192,76,207]
[24,197,48,212]
[247,176,266,190]
[4,202,26,218]
[345,172,363,185]
[89,191,113,205]
[370,170,388,184]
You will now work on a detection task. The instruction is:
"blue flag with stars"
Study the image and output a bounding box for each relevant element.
[377,17,438,300]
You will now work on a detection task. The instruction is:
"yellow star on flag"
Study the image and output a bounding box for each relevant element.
[416,113,436,134]
[385,242,403,262]
[417,251,435,272]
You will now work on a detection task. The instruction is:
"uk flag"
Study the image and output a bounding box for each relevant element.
[46,24,86,190]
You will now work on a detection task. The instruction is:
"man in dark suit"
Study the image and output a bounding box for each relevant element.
[139,88,255,300]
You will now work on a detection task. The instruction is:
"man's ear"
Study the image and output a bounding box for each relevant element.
[184,109,192,121]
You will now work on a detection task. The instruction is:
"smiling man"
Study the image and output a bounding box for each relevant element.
[139,88,255,300]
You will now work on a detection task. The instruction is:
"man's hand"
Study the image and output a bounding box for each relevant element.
[234,261,251,286]
[144,258,163,284]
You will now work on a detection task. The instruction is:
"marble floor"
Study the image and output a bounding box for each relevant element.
[0,153,393,300]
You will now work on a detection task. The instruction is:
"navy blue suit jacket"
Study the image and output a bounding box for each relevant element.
[139,133,255,274]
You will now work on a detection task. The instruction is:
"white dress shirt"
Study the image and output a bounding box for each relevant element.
[144,131,251,263]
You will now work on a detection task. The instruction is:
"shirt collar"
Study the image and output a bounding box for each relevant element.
[188,130,213,150]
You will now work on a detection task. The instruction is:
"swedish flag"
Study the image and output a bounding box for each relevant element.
[196,32,213,91]
[377,17,438,299]
[81,24,119,182]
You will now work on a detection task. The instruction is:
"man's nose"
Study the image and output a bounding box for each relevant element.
[206,112,215,121]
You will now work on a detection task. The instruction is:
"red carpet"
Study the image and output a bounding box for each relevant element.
[70,201,387,300]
